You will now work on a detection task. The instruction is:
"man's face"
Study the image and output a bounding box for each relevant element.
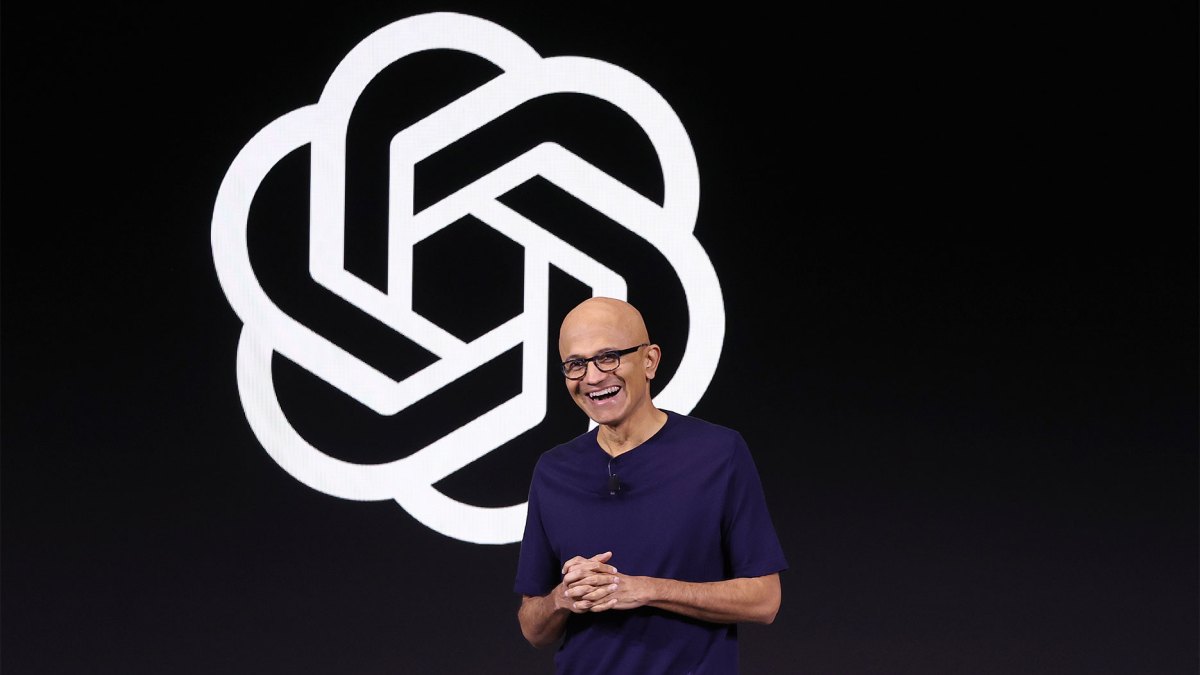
[559,315,658,428]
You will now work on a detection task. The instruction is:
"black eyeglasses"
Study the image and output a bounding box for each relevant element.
[560,344,649,380]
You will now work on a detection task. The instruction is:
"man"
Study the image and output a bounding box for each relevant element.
[515,297,787,673]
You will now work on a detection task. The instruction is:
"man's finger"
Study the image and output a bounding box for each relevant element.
[563,563,616,585]
[560,556,589,575]
[565,563,601,576]
[563,551,613,575]
[565,584,599,599]
[580,583,619,602]
[567,573,618,589]
[562,567,594,585]
[588,597,620,613]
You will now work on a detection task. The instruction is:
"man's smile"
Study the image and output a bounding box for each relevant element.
[586,386,622,402]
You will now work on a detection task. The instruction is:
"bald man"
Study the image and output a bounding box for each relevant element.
[514,298,787,673]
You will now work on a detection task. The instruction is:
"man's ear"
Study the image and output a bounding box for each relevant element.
[644,344,662,380]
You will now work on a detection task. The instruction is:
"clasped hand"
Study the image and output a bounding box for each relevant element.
[556,551,651,614]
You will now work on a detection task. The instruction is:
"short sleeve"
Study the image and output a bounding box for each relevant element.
[513,463,561,596]
[722,434,788,578]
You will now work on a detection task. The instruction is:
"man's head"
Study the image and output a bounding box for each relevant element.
[558,297,662,428]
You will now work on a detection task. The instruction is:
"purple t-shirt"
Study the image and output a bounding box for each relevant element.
[514,411,788,674]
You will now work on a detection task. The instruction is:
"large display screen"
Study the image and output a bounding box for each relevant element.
[3,4,1195,673]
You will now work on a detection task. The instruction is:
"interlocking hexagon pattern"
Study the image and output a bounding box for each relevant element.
[211,13,725,544]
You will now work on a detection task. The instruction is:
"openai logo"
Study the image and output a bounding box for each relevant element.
[211,13,724,544]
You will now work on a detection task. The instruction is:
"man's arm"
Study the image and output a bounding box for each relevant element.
[517,591,571,649]
[517,552,620,648]
[571,572,781,625]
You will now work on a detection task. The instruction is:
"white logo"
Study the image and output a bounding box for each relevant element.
[211,13,724,544]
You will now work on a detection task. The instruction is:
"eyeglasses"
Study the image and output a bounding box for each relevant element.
[560,344,649,380]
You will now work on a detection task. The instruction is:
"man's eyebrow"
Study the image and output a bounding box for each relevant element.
[563,347,620,360]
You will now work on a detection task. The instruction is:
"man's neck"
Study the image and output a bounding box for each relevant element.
[598,405,668,457]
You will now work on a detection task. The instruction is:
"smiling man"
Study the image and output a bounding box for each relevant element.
[515,297,787,673]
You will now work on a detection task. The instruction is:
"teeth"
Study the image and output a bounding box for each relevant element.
[588,386,620,399]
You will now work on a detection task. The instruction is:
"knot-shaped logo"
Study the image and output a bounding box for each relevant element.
[211,12,724,544]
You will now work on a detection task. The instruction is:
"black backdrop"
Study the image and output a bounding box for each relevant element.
[3,3,1197,673]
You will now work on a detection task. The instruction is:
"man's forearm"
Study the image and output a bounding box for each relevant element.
[643,573,781,624]
[518,591,570,648]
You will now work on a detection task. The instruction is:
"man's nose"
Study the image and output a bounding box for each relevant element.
[583,361,608,384]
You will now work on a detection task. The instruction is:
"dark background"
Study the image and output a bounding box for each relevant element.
[3,2,1196,673]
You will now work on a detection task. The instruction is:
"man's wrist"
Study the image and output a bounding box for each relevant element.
[551,582,572,612]
[644,576,667,606]
[554,580,589,614]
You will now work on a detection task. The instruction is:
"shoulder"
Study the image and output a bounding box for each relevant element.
[660,411,750,462]
[663,411,745,446]
[531,428,596,477]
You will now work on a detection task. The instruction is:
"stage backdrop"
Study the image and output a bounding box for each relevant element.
[3,3,1196,674]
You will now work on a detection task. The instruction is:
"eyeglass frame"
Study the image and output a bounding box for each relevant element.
[559,343,650,380]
